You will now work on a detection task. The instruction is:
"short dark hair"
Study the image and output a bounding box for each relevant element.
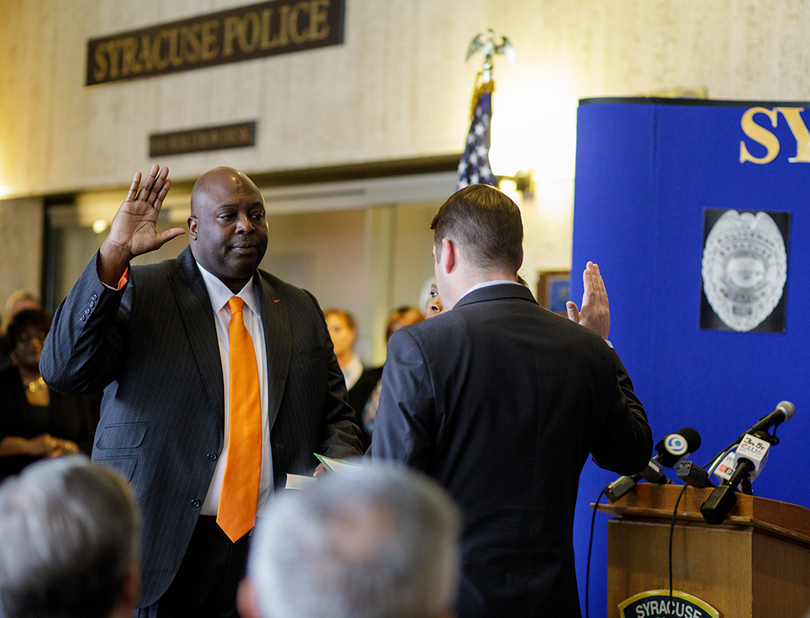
[431,184,523,273]
[7,309,51,347]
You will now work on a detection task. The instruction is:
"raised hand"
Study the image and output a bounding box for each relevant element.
[566,261,610,340]
[98,165,185,286]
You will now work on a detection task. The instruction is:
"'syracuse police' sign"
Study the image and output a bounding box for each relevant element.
[619,590,719,618]
[86,0,344,86]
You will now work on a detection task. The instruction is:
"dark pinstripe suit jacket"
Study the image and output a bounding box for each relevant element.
[41,246,363,607]
[371,284,652,617]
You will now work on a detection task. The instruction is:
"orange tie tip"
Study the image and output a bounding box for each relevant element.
[273,299,280,303]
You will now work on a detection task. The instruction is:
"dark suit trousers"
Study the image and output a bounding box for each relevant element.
[136,516,251,618]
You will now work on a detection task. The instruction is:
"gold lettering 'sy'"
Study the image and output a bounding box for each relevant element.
[740,107,780,164]
[777,107,810,163]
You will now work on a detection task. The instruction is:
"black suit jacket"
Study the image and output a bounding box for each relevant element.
[371,284,652,617]
[41,247,363,607]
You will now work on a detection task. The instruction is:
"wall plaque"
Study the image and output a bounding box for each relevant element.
[87,0,344,86]
[149,122,256,157]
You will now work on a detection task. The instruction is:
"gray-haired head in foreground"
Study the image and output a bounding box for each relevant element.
[0,455,140,618]
[247,464,460,618]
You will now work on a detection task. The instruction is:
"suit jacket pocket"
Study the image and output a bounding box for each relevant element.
[95,422,148,449]
[94,456,138,482]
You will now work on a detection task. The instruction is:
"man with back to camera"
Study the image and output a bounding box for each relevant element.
[40,165,363,618]
[370,183,653,617]
[0,455,140,618]
[238,465,461,618]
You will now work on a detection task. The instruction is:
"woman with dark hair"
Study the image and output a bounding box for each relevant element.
[0,309,99,480]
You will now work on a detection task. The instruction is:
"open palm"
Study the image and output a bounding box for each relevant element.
[106,164,185,260]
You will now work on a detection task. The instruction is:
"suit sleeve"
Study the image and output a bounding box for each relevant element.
[590,349,653,475]
[367,329,435,472]
[40,252,129,395]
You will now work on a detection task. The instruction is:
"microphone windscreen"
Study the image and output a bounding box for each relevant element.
[777,401,796,421]
[655,427,702,467]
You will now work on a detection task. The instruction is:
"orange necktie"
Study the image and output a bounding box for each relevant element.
[217,296,262,542]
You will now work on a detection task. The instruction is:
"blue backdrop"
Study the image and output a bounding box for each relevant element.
[570,97,810,616]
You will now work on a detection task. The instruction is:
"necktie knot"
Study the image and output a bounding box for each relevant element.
[228,296,245,316]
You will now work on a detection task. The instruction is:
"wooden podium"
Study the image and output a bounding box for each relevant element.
[595,484,810,617]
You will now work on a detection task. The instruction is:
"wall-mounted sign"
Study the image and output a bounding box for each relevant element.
[87,0,344,86]
[149,121,256,157]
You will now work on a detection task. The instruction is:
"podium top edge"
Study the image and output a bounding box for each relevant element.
[593,484,810,545]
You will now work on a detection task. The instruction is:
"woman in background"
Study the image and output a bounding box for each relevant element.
[0,309,99,480]
[324,309,381,452]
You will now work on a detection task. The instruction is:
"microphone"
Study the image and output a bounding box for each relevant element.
[700,431,774,524]
[676,460,715,488]
[605,428,701,503]
[639,428,702,483]
[741,401,795,438]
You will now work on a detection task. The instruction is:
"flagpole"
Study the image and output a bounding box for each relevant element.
[457,30,515,190]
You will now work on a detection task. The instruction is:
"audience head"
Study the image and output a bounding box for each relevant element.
[5,290,40,323]
[430,184,523,275]
[7,309,51,372]
[240,465,461,618]
[0,456,140,618]
[324,309,357,362]
[385,307,424,341]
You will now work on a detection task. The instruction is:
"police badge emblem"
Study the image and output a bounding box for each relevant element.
[700,209,789,333]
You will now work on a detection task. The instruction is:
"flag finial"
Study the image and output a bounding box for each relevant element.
[466,29,516,84]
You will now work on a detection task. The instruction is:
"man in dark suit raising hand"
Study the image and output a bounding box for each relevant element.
[42,165,362,618]
[370,183,652,618]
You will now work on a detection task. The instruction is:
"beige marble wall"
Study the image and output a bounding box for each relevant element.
[4,0,810,198]
[0,197,44,326]
[2,0,810,319]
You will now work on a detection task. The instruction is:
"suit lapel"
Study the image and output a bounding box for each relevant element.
[256,272,291,432]
[169,247,226,431]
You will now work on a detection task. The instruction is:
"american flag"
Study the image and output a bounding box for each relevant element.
[457,82,496,190]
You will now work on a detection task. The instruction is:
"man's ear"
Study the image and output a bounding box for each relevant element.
[440,238,456,273]
[237,577,261,618]
[187,216,198,241]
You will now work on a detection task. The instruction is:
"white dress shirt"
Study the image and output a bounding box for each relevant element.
[196,263,273,516]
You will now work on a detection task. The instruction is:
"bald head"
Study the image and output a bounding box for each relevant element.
[190,167,262,215]
[187,167,268,293]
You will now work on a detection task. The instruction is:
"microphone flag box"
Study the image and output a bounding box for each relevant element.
[713,450,737,483]
[735,433,771,478]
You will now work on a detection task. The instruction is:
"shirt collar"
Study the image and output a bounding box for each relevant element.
[196,262,260,317]
[459,279,522,302]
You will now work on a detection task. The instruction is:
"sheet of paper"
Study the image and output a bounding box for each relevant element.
[314,453,362,474]
[285,473,318,490]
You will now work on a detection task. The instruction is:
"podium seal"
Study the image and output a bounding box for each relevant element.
[618,589,719,618]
